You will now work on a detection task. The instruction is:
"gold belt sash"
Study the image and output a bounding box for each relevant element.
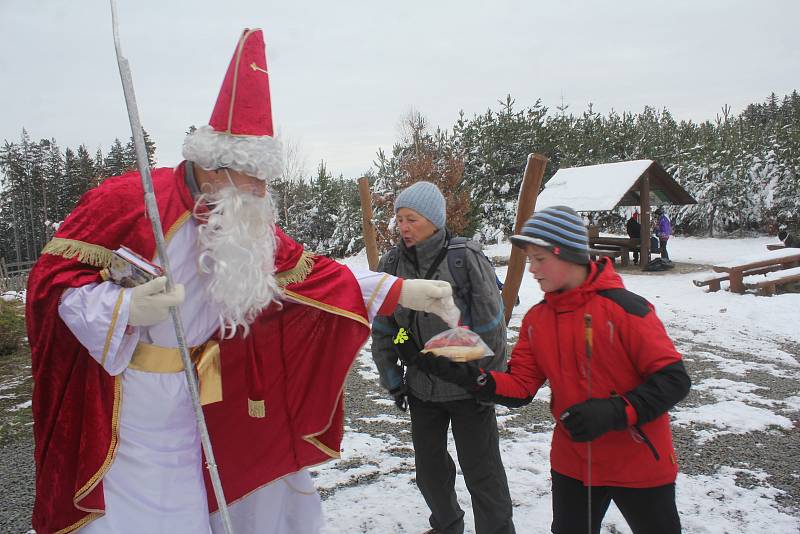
[128,341,222,405]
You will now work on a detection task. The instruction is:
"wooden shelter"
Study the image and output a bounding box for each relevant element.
[534,160,696,269]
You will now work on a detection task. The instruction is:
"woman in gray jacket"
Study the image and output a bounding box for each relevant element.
[371,181,515,534]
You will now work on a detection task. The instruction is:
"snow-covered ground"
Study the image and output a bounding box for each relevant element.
[327,235,800,533]
[3,236,797,533]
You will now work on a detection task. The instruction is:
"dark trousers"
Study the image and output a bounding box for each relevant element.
[659,238,670,260]
[409,395,515,534]
[551,470,681,534]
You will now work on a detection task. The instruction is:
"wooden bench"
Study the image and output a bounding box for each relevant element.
[589,247,624,263]
[589,237,639,267]
[693,265,786,292]
[766,243,786,251]
[713,249,800,293]
[692,272,729,292]
[743,266,800,296]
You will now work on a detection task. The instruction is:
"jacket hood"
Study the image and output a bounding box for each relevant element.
[544,257,625,312]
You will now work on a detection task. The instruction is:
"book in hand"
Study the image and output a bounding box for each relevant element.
[107,245,164,288]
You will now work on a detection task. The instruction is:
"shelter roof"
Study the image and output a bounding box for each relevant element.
[535,159,696,212]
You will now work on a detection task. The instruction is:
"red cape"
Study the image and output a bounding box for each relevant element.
[27,164,369,533]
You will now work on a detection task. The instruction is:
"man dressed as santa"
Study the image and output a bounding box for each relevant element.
[27,28,458,534]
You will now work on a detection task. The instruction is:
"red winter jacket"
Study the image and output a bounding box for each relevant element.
[492,259,683,488]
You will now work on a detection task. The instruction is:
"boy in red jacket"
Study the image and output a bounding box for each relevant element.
[397,205,690,534]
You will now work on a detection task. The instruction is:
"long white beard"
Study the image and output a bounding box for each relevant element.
[195,187,282,338]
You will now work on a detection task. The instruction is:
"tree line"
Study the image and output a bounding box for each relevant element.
[2,91,798,264]
[0,130,155,265]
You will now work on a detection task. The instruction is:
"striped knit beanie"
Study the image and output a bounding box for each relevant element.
[394,181,446,229]
[510,205,590,265]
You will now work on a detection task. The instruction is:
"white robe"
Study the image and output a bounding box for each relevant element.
[60,218,395,534]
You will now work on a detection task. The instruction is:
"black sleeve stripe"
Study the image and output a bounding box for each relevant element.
[597,288,651,318]
[493,395,534,408]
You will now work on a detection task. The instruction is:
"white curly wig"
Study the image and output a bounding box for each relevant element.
[182,125,283,181]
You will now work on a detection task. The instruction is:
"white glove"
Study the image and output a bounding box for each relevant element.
[398,279,461,328]
[128,276,185,327]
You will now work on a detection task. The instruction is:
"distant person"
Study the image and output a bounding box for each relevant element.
[654,208,671,261]
[778,224,800,248]
[626,211,641,265]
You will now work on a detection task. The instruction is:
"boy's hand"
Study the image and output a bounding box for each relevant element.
[417,354,496,399]
[559,397,627,442]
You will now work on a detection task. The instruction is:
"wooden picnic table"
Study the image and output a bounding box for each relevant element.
[589,236,639,266]
[712,248,800,293]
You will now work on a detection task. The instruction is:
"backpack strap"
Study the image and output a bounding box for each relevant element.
[446,236,473,326]
[383,246,400,276]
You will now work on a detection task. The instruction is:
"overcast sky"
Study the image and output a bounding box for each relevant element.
[1,0,797,179]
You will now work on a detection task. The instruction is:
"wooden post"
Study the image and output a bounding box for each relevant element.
[358,176,380,271]
[501,153,548,324]
[640,174,650,270]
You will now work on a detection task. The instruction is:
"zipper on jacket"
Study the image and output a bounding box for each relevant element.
[612,389,661,461]
[631,424,660,461]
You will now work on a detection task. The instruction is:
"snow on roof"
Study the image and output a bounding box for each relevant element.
[535,159,653,212]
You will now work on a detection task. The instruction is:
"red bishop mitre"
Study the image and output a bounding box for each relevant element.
[209,28,274,137]
[182,28,282,181]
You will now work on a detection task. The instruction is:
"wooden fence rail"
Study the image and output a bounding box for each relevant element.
[1,257,33,294]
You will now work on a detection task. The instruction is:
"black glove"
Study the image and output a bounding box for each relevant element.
[393,332,421,366]
[416,354,496,400]
[389,384,408,412]
[559,397,627,442]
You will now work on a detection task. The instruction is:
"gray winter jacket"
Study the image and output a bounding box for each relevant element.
[371,228,508,402]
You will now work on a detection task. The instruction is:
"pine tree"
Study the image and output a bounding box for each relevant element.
[105,138,128,177]
[125,127,157,169]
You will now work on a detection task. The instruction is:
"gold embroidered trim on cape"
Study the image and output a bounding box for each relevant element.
[100,289,125,367]
[276,251,315,287]
[163,211,191,244]
[283,290,370,328]
[305,436,341,459]
[41,238,114,268]
[54,511,102,534]
[74,375,122,503]
[300,335,369,460]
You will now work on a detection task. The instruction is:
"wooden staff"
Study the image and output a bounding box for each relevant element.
[501,153,548,324]
[109,2,233,531]
[358,176,380,271]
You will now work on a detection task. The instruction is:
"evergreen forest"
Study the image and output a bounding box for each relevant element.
[2,91,798,265]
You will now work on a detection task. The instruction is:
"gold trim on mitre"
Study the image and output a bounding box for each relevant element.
[227,28,261,134]
[276,250,315,287]
[41,238,114,268]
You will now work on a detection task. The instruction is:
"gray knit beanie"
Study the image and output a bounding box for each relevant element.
[510,205,590,265]
[394,181,446,229]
